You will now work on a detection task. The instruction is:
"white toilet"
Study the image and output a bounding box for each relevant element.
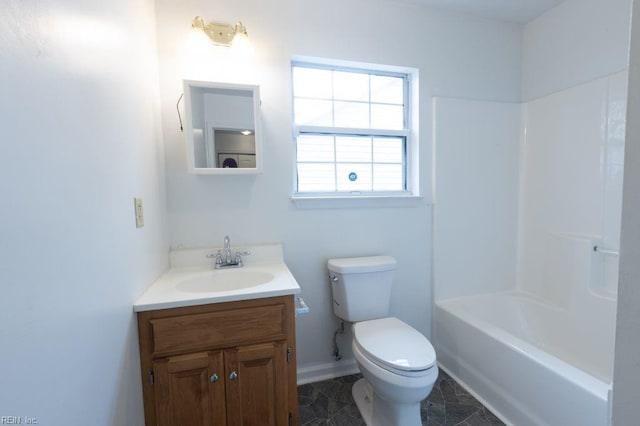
[328,256,438,426]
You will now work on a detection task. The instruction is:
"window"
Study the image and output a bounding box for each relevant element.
[292,61,413,198]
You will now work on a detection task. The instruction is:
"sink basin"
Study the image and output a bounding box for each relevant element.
[176,270,274,293]
[133,243,303,312]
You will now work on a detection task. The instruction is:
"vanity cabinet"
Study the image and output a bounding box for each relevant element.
[137,295,297,426]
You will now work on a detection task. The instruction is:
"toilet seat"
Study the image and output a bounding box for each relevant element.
[353,317,436,376]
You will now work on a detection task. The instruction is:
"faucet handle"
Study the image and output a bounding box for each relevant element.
[234,250,250,266]
[206,250,224,265]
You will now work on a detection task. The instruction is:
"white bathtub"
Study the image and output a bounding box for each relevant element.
[433,291,615,426]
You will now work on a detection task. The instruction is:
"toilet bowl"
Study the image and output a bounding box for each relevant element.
[327,256,439,426]
[351,317,438,425]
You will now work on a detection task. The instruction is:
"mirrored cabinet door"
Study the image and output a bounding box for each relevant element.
[184,81,262,174]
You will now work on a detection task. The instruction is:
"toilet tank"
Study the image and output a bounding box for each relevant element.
[328,256,397,322]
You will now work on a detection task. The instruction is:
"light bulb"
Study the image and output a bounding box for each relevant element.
[231,22,253,57]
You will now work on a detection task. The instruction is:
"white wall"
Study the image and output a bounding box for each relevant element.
[0,1,168,424]
[613,1,640,423]
[522,0,632,101]
[154,0,522,376]
[433,98,522,301]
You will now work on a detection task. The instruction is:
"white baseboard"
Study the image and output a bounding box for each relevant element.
[297,359,360,385]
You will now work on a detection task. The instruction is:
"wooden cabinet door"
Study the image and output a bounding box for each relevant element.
[153,351,226,426]
[224,342,289,426]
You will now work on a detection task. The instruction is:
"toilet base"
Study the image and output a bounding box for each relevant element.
[352,378,374,425]
[352,378,423,426]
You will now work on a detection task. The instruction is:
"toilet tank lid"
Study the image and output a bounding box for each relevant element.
[327,256,397,274]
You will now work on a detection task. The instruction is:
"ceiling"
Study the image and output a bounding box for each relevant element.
[400,0,566,23]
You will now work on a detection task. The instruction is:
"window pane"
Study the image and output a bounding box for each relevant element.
[333,71,369,102]
[336,163,372,191]
[297,135,335,162]
[371,75,404,104]
[336,137,371,162]
[294,98,333,126]
[371,104,403,130]
[373,137,403,163]
[293,67,332,99]
[297,163,336,192]
[334,101,369,128]
[292,62,410,195]
[373,164,404,191]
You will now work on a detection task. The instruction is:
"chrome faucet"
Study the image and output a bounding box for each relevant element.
[223,236,232,264]
[207,235,250,269]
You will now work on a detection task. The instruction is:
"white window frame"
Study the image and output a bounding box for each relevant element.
[290,57,421,208]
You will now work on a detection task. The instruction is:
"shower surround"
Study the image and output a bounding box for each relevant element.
[432,70,626,425]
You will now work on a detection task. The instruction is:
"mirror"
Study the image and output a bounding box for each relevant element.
[184,80,262,174]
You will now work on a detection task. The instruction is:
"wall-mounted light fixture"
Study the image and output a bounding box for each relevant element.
[191,16,249,47]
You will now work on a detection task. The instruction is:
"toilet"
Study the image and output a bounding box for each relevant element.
[328,256,438,426]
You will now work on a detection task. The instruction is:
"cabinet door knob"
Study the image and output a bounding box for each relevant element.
[229,371,238,381]
[210,373,219,383]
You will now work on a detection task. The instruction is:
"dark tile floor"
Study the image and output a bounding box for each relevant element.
[297,370,505,426]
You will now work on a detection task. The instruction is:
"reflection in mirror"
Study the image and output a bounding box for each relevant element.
[213,129,255,168]
[184,81,261,174]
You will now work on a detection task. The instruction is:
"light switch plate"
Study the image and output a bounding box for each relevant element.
[134,197,144,228]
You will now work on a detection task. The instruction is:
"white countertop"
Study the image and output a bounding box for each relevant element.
[134,243,301,312]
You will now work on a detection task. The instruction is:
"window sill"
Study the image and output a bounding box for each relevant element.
[290,194,426,209]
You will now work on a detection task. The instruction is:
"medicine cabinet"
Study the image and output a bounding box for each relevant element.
[184,80,262,174]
